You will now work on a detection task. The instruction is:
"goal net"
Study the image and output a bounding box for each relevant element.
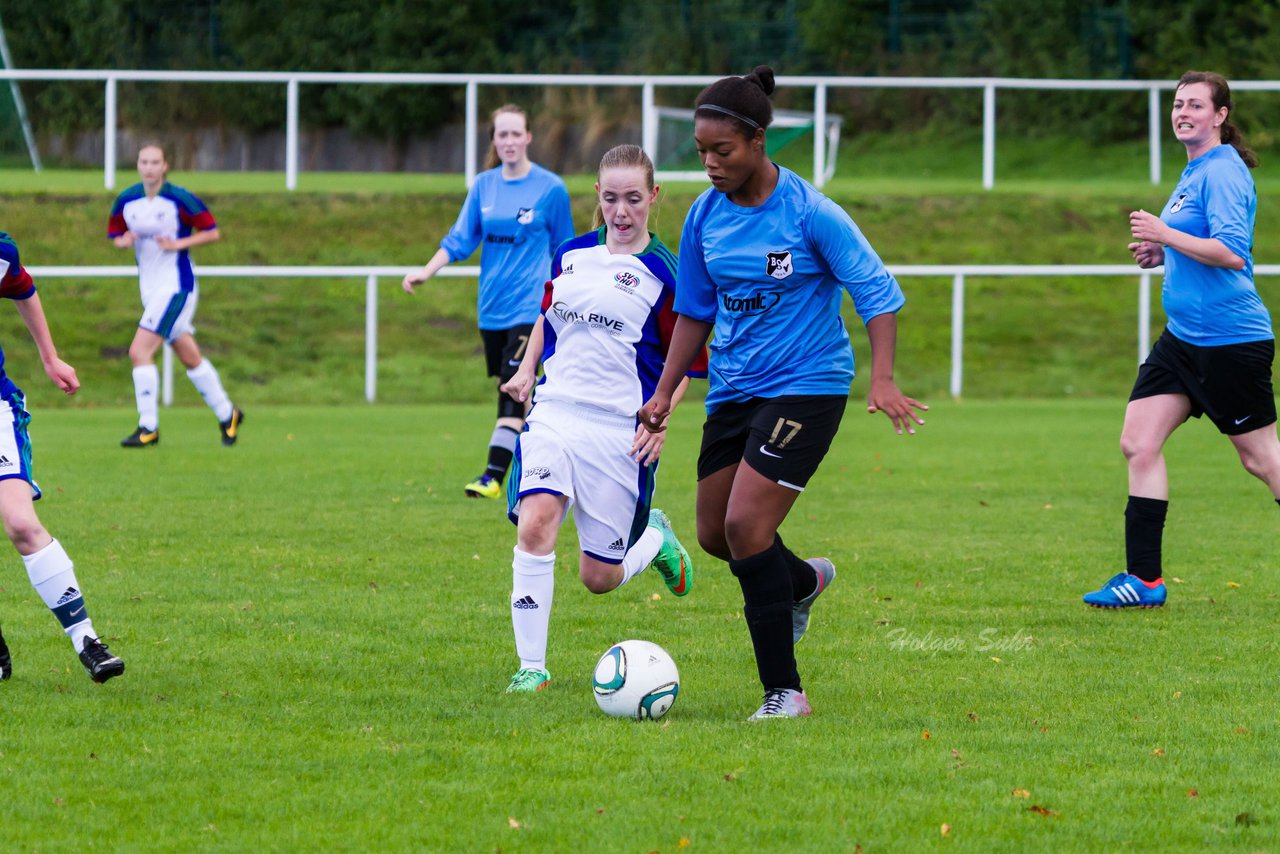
[652,106,842,183]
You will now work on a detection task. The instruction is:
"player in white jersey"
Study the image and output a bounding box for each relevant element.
[108,144,243,449]
[496,145,707,695]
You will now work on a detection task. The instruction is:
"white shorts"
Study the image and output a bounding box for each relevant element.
[0,391,40,500]
[506,400,657,564]
[139,285,198,342]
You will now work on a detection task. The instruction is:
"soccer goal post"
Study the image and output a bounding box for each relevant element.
[652,106,842,184]
[0,13,41,171]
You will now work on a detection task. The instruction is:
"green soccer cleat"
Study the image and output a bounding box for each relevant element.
[506,667,551,694]
[647,509,692,596]
[465,473,502,499]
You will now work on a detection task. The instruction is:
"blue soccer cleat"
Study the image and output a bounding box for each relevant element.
[1083,572,1167,609]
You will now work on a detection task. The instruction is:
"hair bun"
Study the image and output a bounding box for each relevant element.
[747,65,776,96]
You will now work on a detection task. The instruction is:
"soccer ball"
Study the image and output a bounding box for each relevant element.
[591,639,679,720]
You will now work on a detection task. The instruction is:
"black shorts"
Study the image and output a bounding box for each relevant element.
[1131,329,1277,435]
[697,395,848,491]
[479,324,534,382]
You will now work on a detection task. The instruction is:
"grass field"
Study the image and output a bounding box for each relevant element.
[3,401,1278,851]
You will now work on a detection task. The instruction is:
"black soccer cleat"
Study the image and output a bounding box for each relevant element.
[79,636,125,684]
[121,426,159,448]
[219,406,244,446]
[0,627,11,681]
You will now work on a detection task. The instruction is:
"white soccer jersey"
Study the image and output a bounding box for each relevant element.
[533,228,703,418]
[107,182,216,299]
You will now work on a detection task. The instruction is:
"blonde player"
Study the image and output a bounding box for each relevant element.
[108,143,243,448]
[498,145,706,694]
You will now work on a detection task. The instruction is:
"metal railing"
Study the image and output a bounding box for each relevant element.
[33,263,1277,401]
[6,69,1280,190]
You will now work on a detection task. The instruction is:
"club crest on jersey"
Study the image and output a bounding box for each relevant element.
[614,271,640,293]
[766,251,794,280]
[517,207,534,224]
[1169,193,1188,214]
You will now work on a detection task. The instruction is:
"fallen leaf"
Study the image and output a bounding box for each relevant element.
[950,749,962,759]
[854,846,864,854]
[1043,504,1053,510]
[940,823,951,837]
[1172,691,1182,699]
[1028,805,1059,817]
[596,808,606,815]
[1227,581,1241,588]
[507,817,521,830]
[921,729,931,740]
[1171,577,1184,584]
[1011,789,1031,799]
[1236,812,1257,827]
[677,838,690,849]
[991,657,1003,663]
[1186,789,1198,798]
[967,712,980,722]
[650,593,662,601]
[915,580,923,588]
[1152,747,1166,757]
[1234,727,1248,735]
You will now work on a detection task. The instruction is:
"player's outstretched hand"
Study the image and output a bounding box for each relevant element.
[867,377,926,435]
[500,368,536,403]
[630,423,666,466]
[112,232,135,249]
[637,393,671,434]
[1128,240,1164,269]
[44,358,79,395]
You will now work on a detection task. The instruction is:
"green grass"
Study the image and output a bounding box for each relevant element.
[2,400,1278,850]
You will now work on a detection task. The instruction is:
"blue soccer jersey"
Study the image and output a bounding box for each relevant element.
[439,164,575,331]
[675,165,905,412]
[1160,144,1272,346]
[0,232,39,398]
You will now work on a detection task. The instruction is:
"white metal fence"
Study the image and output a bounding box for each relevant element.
[6,69,1280,191]
[32,263,1280,402]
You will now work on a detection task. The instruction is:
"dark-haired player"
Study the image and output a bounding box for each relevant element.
[0,231,125,683]
[639,66,926,719]
[403,104,574,499]
[1084,71,1280,608]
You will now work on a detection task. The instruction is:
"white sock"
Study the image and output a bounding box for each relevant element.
[619,525,663,587]
[186,359,234,422]
[22,539,95,651]
[132,364,159,431]
[511,547,555,671]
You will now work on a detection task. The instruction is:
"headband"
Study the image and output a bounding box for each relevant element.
[696,104,762,130]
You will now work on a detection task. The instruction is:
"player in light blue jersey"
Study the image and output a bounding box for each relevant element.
[639,66,926,720]
[496,145,706,694]
[0,232,125,683]
[402,105,575,500]
[1084,71,1280,609]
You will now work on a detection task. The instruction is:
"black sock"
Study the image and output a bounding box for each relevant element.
[776,534,817,601]
[484,426,520,479]
[1125,495,1168,583]
[730,539,800,692]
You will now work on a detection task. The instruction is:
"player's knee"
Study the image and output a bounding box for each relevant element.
[722,512,771,558]
[579,561,619,594]
[4,515,47,554]
[696,519,731,561]
[1236,446,1278,482]
[1120,430,1156,465]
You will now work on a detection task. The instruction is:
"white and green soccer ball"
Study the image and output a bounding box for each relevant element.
[591,639,679,720]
